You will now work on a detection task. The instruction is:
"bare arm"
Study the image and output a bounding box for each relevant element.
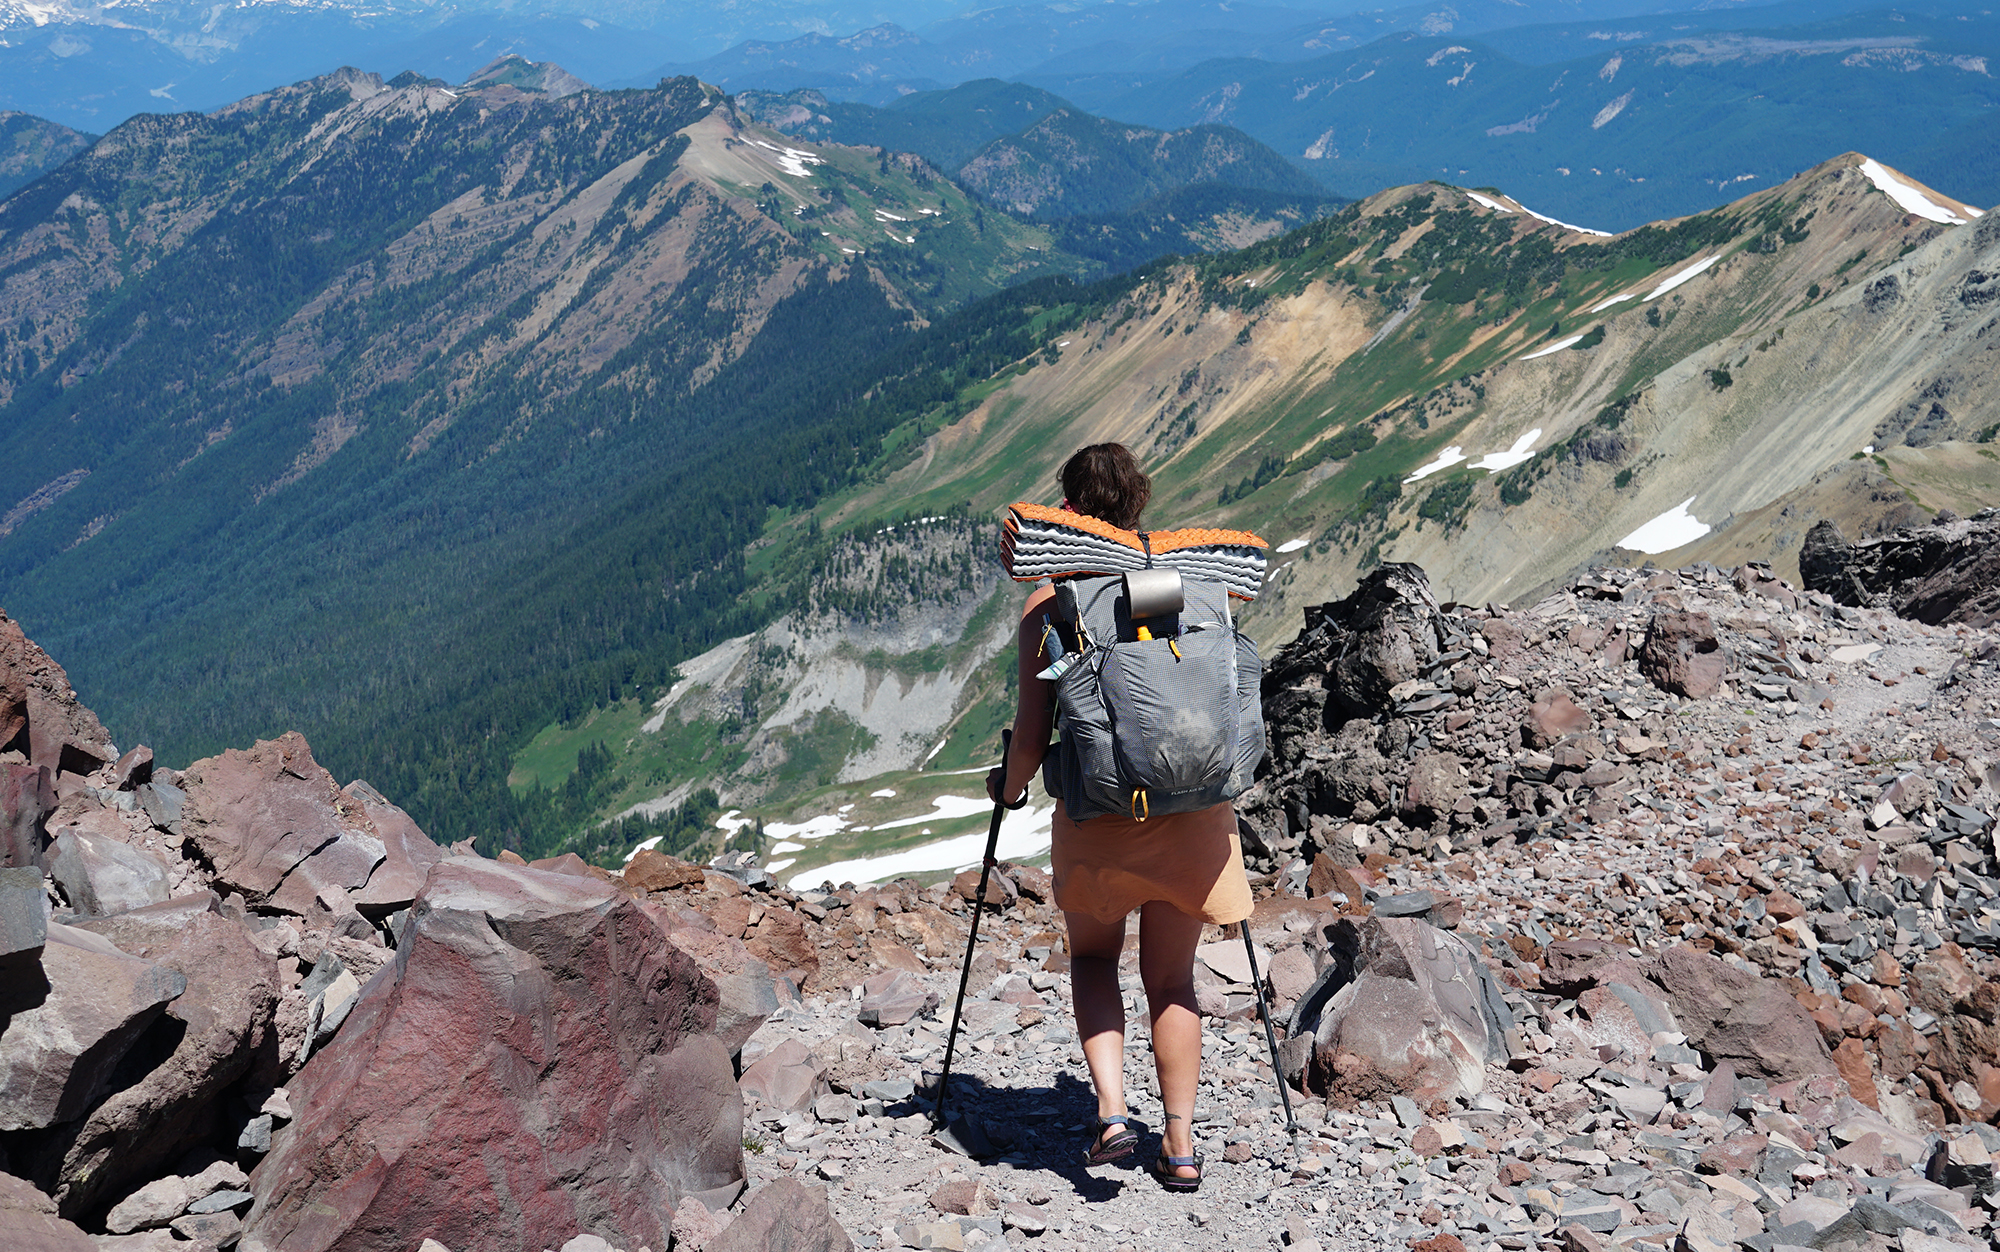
[986,583,1058,805]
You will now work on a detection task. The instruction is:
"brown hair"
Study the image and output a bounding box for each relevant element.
[1060,443,1151,531]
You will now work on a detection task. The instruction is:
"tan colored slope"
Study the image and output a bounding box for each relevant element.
[839,154,1999,653]
[1376,164,2000,609]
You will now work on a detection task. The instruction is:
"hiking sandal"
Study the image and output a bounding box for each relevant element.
[1081,1115,1139,1165]
[1150,1151,1202,1192]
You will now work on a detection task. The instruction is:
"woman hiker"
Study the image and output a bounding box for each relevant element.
[984,442,1254,1193]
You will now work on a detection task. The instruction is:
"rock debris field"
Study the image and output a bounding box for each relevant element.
[2,508,1998,1252]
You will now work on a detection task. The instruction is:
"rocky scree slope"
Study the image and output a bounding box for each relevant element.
[712,527,2000,1252]
[10,514,2000,1252]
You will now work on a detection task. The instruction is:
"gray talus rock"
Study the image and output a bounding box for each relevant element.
[134,780,184,836]
[42,898,278,1218]
[44,821,171,917]
[0,922,184,1132]
[1293,915,1512,1106]
[104,1157,249,1234]
[0,762,55,869]
[0,864,49,1008]
[858,969,939,1027]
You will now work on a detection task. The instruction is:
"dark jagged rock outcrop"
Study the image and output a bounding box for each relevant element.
[1800,508,2000,627]
[1262,562,1451,733]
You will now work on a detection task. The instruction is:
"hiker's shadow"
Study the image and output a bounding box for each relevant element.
[923,1070,1136,1202]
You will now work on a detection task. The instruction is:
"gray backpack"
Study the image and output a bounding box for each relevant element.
[1038,568,1265,822]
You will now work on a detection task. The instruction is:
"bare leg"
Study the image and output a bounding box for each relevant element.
[1139,900,1206,1179]
[1065,909,1130,1151]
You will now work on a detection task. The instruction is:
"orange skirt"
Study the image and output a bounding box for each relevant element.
[1050,800,1253,925]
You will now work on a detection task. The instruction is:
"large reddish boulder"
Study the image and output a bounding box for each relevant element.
[1643,945,1834,1082]
[0,610,114,777]
[624,849,705,893]
[180,733,375,906]
[1551,942,1834,1083]
[243,859,762,1252]
[1639,610,1728,700]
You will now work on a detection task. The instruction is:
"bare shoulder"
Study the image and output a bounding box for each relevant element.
[1020,583,1057,620]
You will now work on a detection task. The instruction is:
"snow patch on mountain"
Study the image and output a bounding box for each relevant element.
[1520,333,1585,360]
[1406,446,1467,481]
[1470,428,1542,471]
[1618,497,1711,553]
[787,800,1056,889]
[751,138,825,178]
[1513,199,1613,238]
[1646,255,1719,300]
[1859,158,1983,224]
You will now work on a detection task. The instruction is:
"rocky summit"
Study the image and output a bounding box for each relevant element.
[2,516,1998,1252]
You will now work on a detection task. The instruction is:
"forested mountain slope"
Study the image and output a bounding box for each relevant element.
[0,67,1086,853]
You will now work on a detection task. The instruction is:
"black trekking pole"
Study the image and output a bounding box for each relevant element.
[1239,922,1301,1156]
[933,729,1028,1137]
